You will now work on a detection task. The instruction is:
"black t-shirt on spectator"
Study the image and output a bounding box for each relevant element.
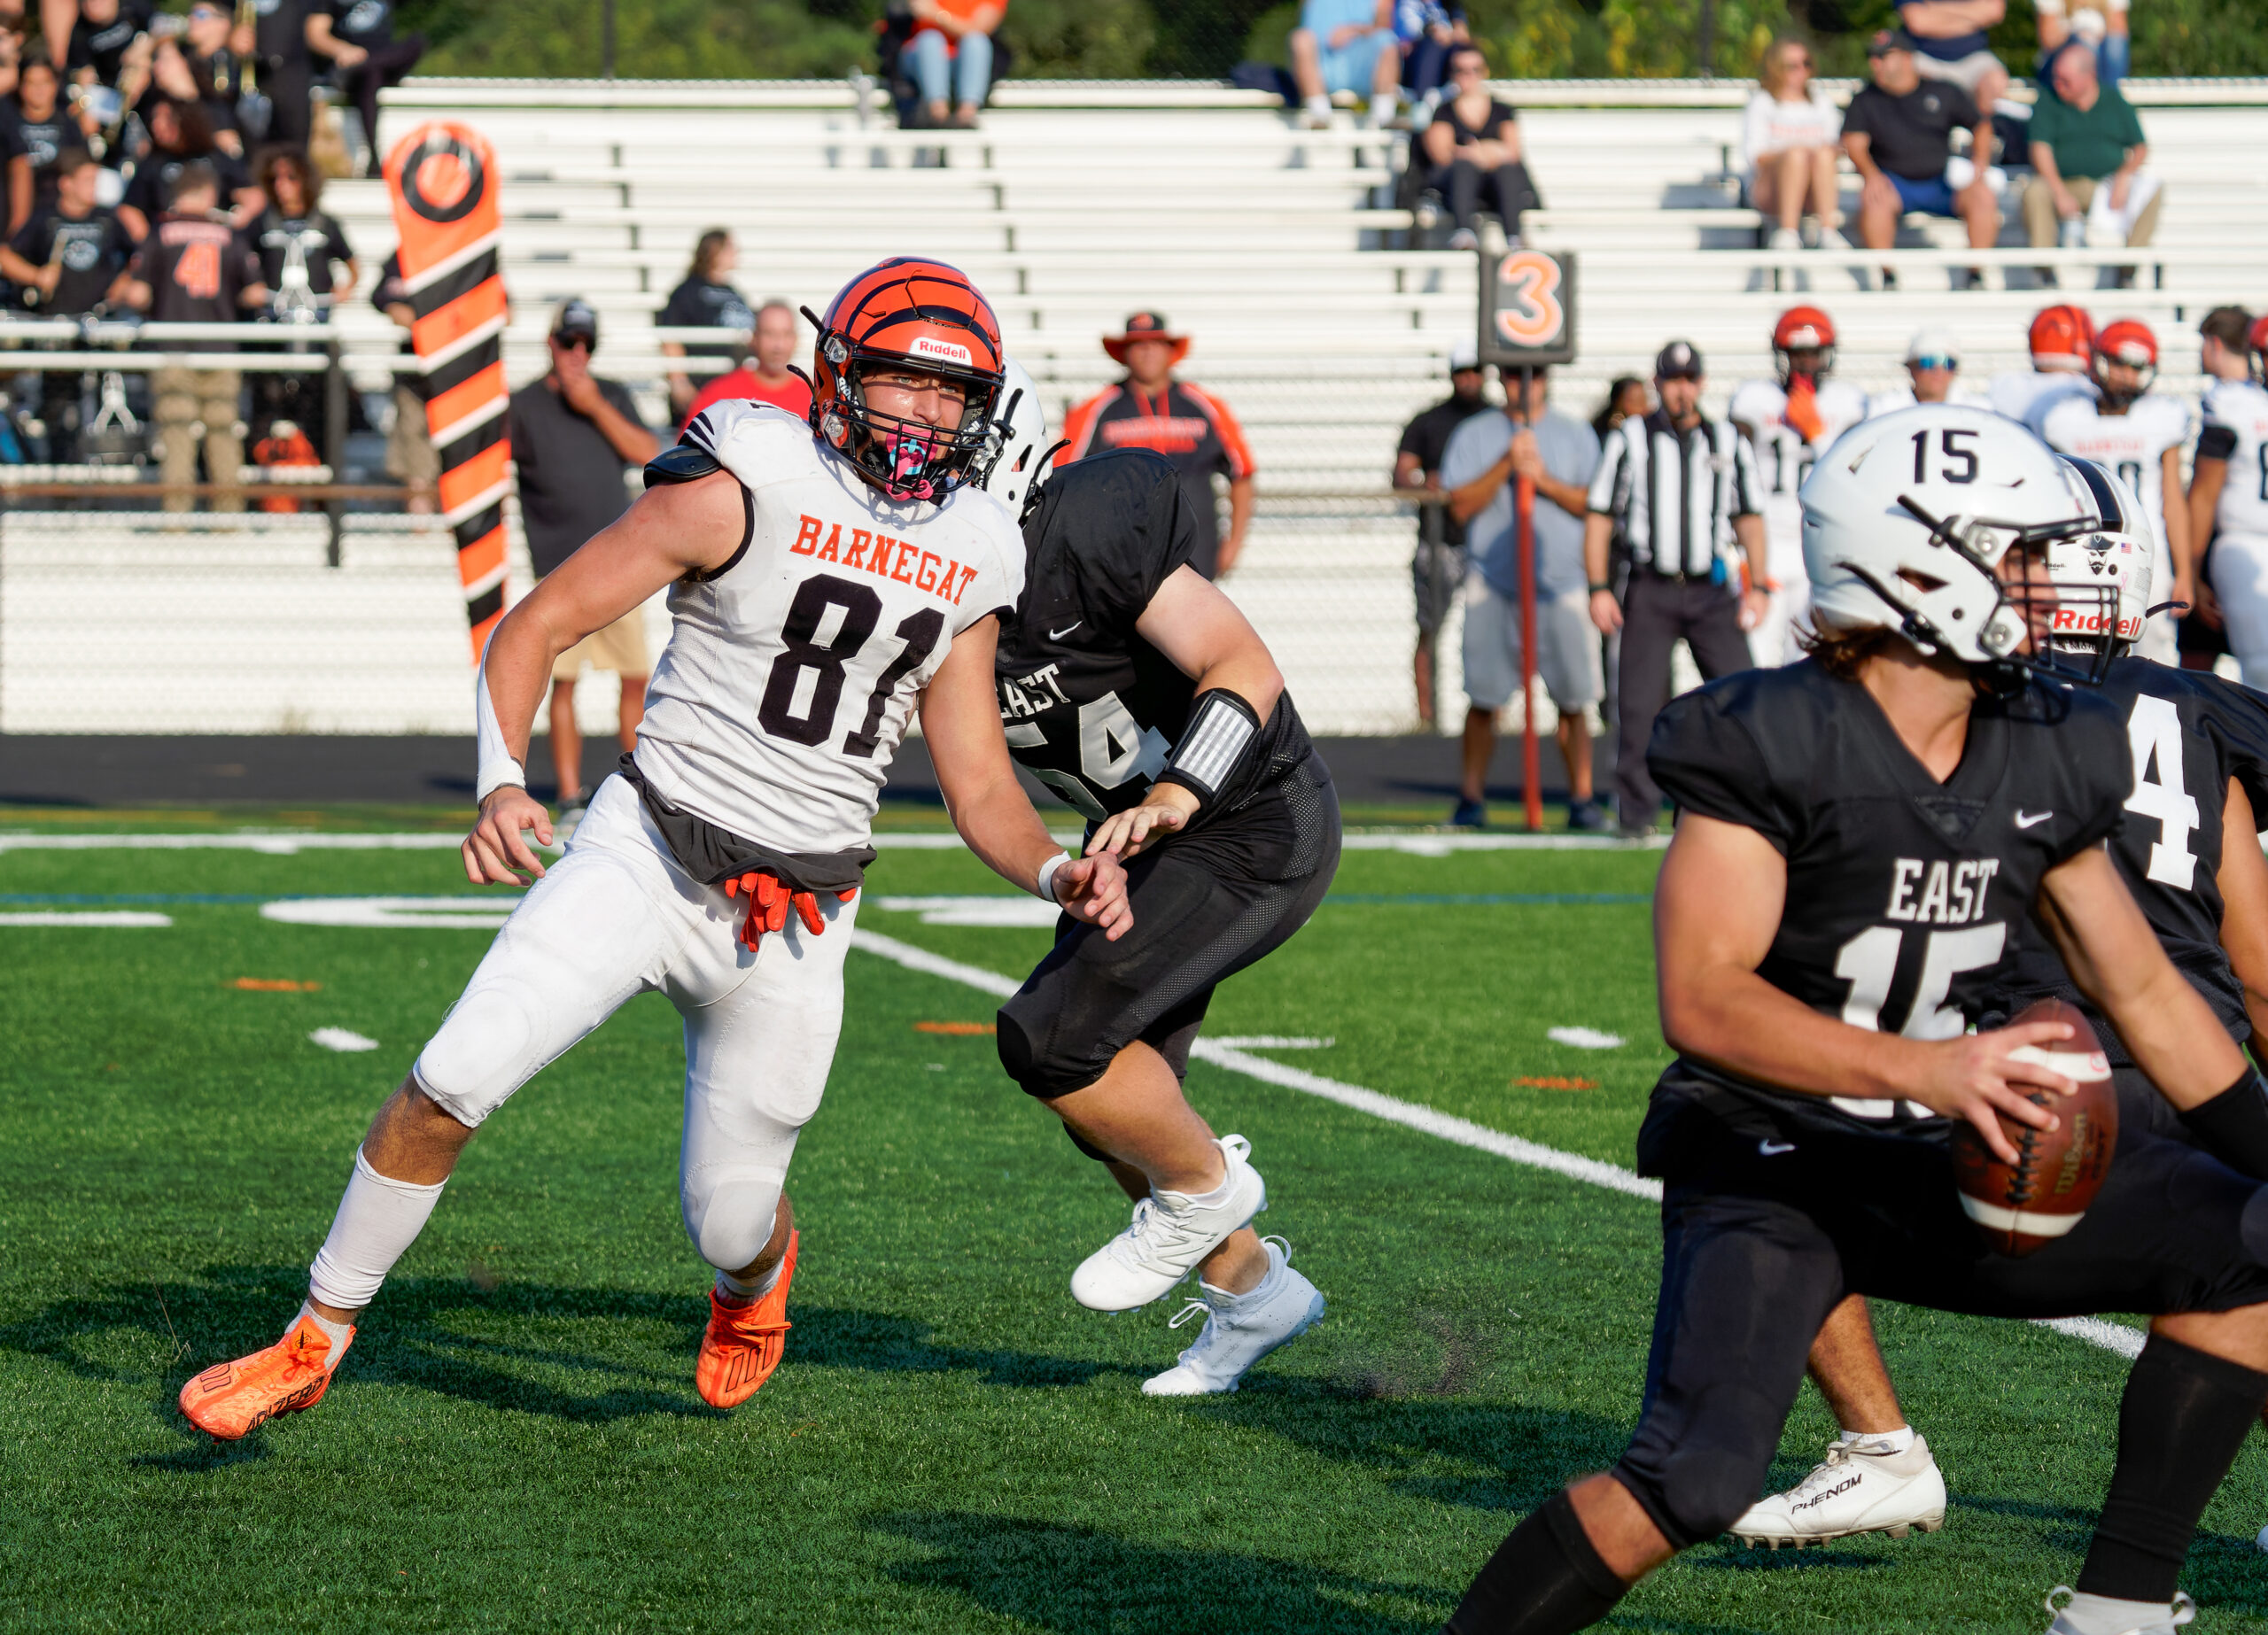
[67,0,155,87]
[1432,97,1517,152]
[326,0,396,50]
[192,46,251,133]
[14,205,131,313]
[372,250,424,395]
[6,104,74,207]
[1399,393,1493,547]
[124,147,249,221]
[657,275,753,359]
[508,375,649,576]
[1842,79,1978,181]
[241,207,352,295]
[128,212,257,329]
[251,0,307,65]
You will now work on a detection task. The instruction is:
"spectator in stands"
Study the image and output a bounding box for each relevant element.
[5,52,84,218]
[680,298,808,432]
[1743,36,1847,255]
[1394,0,1467,123]
[239,145,353,447]
[657,228,754,423]
[1591,376,1648,440]
[907,0,1001,131]
[305,0,423,174]
[2023,42,2161,267]
[1865,325,1978,415]
[246,0,310,147]
[180,2,252,155]
[507,298,658,818]
[2,144,126,458]
[1585,339,1767,838]
[118,96,252,240]
[1840,29,2000,289]
[66,0,150,97]
[1419,43,1534,252]
[1060,311,1256,578]
[1292,0,1401,131]
[2037,0,2127,89]
[1443,363,1607,832]
[373,250,435,513]
[1893,0,2009,120]
[1393,338,1489,730]
[120,160,257,512]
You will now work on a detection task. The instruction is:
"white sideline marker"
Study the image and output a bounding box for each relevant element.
[872,895,1065,928]
[0,910,171,926]
[1207,1035,1335,1050]
[261,897,515,929]
[1549,1026,1626,1050]
[850,928,2148,1361]
[309,1027,380,1053]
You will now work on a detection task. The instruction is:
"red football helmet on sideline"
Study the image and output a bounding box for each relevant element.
[1773,305,1837,383]
[804,258,1006,502]
[2248,314,2268,385]
[2092,318,2158,407]
[2028,304,2096,371]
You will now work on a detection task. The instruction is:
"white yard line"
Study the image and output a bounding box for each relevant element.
[0,828,1662,856]
[849,927,2147,1362]
[0,910,171,926]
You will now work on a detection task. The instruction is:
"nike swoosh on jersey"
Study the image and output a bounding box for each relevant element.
[1049,622,1082,639]
[2015,810,2054,829]
[1758,1139,1797,1156]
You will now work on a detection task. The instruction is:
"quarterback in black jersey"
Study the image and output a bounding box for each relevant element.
[978,367,1341,1397]
[1449,409,2268,1635]
[1733,462,2268,1555]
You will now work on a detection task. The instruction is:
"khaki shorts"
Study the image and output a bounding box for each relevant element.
[1911,48,2002,98]
[552,608,651,682]
[1461,575,1604,712]
[385,384,439,489]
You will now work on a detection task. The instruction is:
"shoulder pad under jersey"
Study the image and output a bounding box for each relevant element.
[645,443,723,488]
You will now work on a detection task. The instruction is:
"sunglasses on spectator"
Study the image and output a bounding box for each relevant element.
[552,332,594,351]
[188,4,223,17]
[1909,356,1958,371]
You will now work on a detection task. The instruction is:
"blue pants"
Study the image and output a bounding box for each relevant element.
[911,27,991,107]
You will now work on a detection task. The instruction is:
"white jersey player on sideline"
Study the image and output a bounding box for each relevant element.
[1863,326,1987,418]
[2193,309,2268,688]
[2041,317,2192,664]
[177,258,1133,1442]
[1729,305,1866,665]
[1986,303,2099,437]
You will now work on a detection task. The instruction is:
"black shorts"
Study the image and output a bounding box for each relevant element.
[1611,1086,2268,1548]
[996,757,1341,1104]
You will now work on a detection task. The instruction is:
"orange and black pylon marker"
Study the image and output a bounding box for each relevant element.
[384,122,509,662]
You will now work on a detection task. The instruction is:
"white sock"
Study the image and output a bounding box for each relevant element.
[716,1259,781,1306]
[306,1145,447,1313]
[1304,94,1332,120]
[1839,1424,1915,1455]
[2055,1592,2177,1635]
[1174,1157,1240,1210]
[291,1301,354,1367]
[1371,91,1397,125]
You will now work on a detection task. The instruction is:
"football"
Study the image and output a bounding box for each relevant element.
[1948,998,2118,1257]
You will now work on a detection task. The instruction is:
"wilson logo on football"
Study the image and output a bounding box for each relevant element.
[910,336,975,367]
[1494,252,1565,349]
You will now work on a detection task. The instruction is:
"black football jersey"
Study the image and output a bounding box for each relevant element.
[996,449,1314,825]
[1649,660,2132,1137]
[1997,660,2268,1060]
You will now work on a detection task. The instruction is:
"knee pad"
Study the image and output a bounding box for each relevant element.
[995,998,1106,1101]
[1614,1385,1790,1546]
[681,1168,782,1272]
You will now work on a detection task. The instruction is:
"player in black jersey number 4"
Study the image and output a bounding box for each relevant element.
[1448,406,2268,1635]
[978,363,1341,1396]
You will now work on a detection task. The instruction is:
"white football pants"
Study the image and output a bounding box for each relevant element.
[414,773,857,1272]
[2210,534,2268,692]
[1749,505,1812,669]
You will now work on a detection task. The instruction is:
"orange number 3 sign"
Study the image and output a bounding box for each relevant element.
[1494,251,1565,348]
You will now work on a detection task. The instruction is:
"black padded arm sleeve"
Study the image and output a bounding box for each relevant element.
[2179,1069,2268,1181]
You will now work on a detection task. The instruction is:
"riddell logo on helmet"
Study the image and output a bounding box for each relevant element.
[910,336,974,367]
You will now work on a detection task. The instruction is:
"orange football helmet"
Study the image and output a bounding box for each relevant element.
[2248,314,2268,385]
[1773,305,1837,383]
[2092,317,2158,407]
[804,258,1006,502]
[2028,304,2096,371]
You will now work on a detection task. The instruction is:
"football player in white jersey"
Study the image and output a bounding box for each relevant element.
[2191,308,2268,687]
[1988,303,2100,437]
[2041,318,2193,664]
[1863,326,1988,419]
[1728,306,1868,665]
[179,259,1133,1440]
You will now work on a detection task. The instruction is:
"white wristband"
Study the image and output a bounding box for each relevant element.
[473,663,527,803]
[1035,850,1072,903]
[2106,0,2128,13]
[2037,0,2066,15]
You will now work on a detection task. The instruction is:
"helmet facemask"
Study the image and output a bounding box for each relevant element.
[811,324,1002,504]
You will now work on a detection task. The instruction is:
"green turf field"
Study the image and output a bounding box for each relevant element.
[1,813,2263,1632]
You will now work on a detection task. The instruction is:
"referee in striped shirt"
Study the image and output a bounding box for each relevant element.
[1584,341,1769,838]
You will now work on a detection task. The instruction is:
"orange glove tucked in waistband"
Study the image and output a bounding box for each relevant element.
[722,870,858,952]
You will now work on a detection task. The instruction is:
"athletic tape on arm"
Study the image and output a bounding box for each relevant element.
[1154,689,1260,806]
[474,661,525,802]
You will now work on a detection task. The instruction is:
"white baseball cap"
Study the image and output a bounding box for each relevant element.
[1905,326,1960,366]
[1449,340,1480,372]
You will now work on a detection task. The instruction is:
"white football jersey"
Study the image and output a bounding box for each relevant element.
[1729,377,1870,512]
[1987,368,2097,438]
[2201,378,2268,541]
[633,401,1027,856]
[2040,391,2191,647]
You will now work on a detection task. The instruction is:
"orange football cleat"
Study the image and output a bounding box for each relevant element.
[695,1229,797,1408]
[178,1313,352,1440]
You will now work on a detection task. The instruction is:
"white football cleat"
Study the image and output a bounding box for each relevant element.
[2044,1588,2195,1634]
[1070,1135,1264,1312]
[1142,1237,1325,1396]
[1728,1435,1947,1548]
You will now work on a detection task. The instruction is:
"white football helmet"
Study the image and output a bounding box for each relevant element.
[974,358,1055,515]
[1799,403,2104,678]
[2039,457,2153,673]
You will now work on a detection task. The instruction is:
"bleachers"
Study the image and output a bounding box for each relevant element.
[11,76,2268,738]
